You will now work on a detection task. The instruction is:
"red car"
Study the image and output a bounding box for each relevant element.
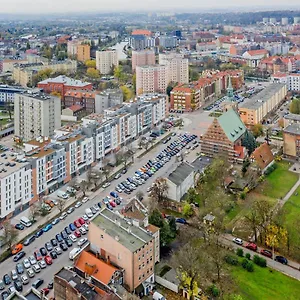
[74,229,81,238]
[34,250,43,261]
[41,288,50,295]
[109,200,116,207]
[245,242,257,251]
[74,220,81,228]
[260,249,272,258]
[44,255,52,265]
[78,218,85,225]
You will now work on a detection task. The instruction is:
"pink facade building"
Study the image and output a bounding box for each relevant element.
[136,65,168,95]
[132,49,156,71]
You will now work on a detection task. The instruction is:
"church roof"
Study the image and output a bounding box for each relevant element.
[218,109,246,142]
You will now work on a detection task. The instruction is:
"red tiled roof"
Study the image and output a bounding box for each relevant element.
[251,143,274,170]
[246,49,268,56]
[75,251,118,285]
[234,145,246,159]
[68,105,83,112]
[132,29,152,36]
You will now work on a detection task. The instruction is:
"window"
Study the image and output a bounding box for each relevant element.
[101,235,104,239]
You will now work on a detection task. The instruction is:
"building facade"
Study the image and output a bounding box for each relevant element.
[283,123,300,159]
[239,83,287,126]
[76,44,91,62]
[96,50,118,75]
[136,65,168,95]
[14,91,61,142]
[132,49,156,71]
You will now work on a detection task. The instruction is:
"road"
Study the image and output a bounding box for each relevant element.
[0,132,199,297]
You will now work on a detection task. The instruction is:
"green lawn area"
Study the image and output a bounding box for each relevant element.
[258,161,298,199]
[230,261,300,300]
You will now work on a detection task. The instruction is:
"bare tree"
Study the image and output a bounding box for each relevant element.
[150,177,169,207]
[69,177,78,190]
[56,198,66,213]
[80,180,89,197]
[102,161,113,181]
[2,222,19,250]
[29,203,40,222]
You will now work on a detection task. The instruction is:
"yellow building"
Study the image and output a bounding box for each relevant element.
[76,44,90,62]
[239,83,287,126]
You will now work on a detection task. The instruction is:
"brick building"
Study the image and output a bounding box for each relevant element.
[64,89,96,112]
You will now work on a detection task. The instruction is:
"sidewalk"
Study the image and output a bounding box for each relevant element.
[0,129,172,253]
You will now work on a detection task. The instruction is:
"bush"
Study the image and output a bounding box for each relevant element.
[246,261,254,272]
[241,258,249,269]
[208,284,220,297]
[0,249,11,263]
[245,253,251,260]
[236,248,244,257]
[253,255,267,267]
[225,255,239,266]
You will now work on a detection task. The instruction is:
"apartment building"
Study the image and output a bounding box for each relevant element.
[242,49,269,68]
[38,75,92,96]
[283,123,300,159]
[239,83,287,126]
[63,89,96,112]
[0,58,27,73]
[136,65,168,95]
[88,208,156,296]
[94,89,123,113]
[158,36,177,49]
[132,49,156,71]
[0,85,24,104]
[76,44,91,62]
[13,60,77,87]
[0,152,32,220]
[159,53,189,84]
[14,91,61,142]
[96,50,118,75]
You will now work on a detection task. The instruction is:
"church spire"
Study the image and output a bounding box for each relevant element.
[227,76,234,101]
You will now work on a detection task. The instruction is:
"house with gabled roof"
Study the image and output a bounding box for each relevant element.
[200,109,247,163]
[251,143,274,173]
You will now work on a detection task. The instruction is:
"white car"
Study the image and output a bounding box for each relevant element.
[232,237,243,245]
[28,255,37,265]
[23,258,31,269]
[32,264,41,273]
[102,182,110,188]
[51,199,58,206]
[55,247,62,255]
[27,268,35,278]
[20,274,29,285]
[82,224,89,231]
[11,270,18,281]
[75,201,82,208]
[82,197,89,203]
[38,260,47,269]
[60,212,67,220]
[92,204,100,212]
[79,227,87,235]
[82,215,89,221]
[69,234,77,242]
[78,238,88,247]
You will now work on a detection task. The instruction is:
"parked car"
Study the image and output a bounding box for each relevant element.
[34,250,43,261]
[3,274,11,285]
[13,251,26,262]
[38,260,47,269]
[16,263,24,275]
[15,224,24,230]
[40,247,47,256]
[44,255,52,265]
[60,243,68,251]
[65,238,73,247]
[45,242,53,252]
[32,264,41,273]
[27,268,35,278]
[49,251,58,259]
[74,220,81,228]
[51,218,60,225]
[64,226,71,235]
[14,279,23,292]
[60,212,67,220]
[23,259,31,269]
[32,278,44,289]
[69,234,77,242]
[79,227,87,235]
[42,224,52,232]
[56,233,63,243]
[245,242,257,251]
[74,230,81,238]
[24,236,35,246]
[176,218,187,224]
[55,247,62,255]
[82,197,89,203]
[75,201,82,208]
[260,249,272,258]
[11,270,18,281]
[67,207,75,214]
[20,274,29,285]
[275,255,288,265]
[78,238,88,247]
[50,239,58,247]
[28,255,37,265]
[35,229,44,238]
[232,238,243,246]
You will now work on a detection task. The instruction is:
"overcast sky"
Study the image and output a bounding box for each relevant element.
[0,0,299,14]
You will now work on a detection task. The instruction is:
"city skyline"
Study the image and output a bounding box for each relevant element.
[0,0,299,14]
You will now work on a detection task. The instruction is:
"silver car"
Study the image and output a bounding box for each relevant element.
[23,258,31,269]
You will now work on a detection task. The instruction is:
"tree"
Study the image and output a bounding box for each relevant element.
[50,91,61,99]
[87,169,102,188]
[189,69,199,81]
[114,65,124,82]
[150,178,169,207]
[102,160,113,181]
[251,124,264,138]
[186,188,198,204]
[183,202,193,218]
[85,60,96,68]
[86,67,100,79]
[56,198,66,213]
[242,158,251,176]
[80,180,89,197]
[120,85,133,101]
[2,222,18,250]
[136,191,144,201]
[241,130,256,154]
[29,203,40,222]
[290,99,300,114]
[265,224,288,259]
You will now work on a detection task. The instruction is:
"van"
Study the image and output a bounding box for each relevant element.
[57,191,68,199]
[20,216,32,227]
[153,292,166,300]
[69,247,81,260]
[85,208,93,218]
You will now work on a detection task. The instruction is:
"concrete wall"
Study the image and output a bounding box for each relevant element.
[155,275,179,293]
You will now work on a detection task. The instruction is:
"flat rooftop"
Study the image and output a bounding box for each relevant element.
[284,113,300,122]
[39,75,91,87]
[0,151,30,179]
[92,208,153,252]
[239,83,286,110]
[284,123,300,135]
[168,162,194,186]
[18,90,58,101]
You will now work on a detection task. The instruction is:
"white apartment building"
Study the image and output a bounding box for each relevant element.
[271,73,300,92]
[159,53,189,84]
[136,65,168,95]
[0,153,32,219]
[96,50,118,75]
[14,91,61,142]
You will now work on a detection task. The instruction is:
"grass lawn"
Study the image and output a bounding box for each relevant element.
[231,261,300,300]
[258,161,298,199]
